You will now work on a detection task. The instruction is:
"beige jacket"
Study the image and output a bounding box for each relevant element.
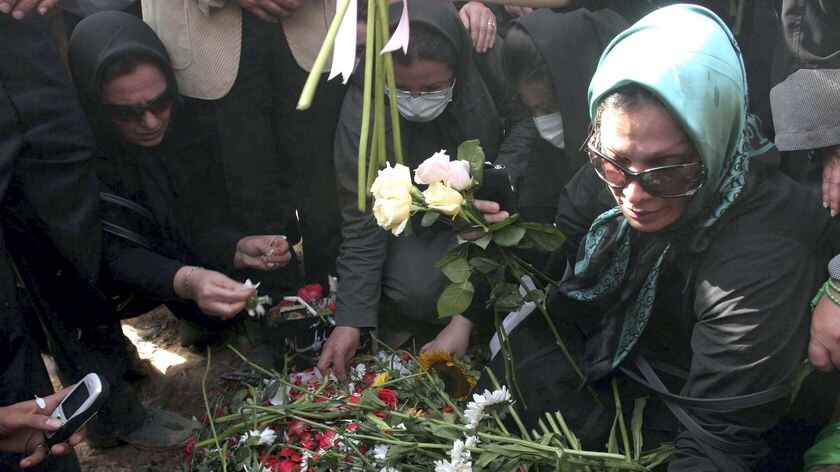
[141,0,334,100]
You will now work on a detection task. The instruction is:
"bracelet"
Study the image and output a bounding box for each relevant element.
[812,278,840,310]
[182,266,203,299]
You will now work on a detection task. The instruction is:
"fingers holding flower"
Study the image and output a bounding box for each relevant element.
[234,235,291,270]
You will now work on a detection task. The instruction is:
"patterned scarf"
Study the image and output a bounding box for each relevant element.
[563,6,773,369]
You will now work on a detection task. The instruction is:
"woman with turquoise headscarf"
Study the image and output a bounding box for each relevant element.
[479,5,840,470]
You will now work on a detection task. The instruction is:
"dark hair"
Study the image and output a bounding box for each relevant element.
[101,54,161,86]
[392,23,457,71]
[591,84,656,140]
[501,24,550,88]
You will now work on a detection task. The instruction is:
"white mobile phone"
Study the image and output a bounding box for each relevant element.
[43,373,110,447]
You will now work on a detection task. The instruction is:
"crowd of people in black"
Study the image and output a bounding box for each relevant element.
[0,0,838,470]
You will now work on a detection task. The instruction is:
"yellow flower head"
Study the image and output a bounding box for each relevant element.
[372,372,390,387]
[417,352,477,400]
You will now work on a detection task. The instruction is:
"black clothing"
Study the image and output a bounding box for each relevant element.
[0,13,107,472]
[511,8,627,221]
[184,11,344,287]
[496,154,840,471]
[333,0,535,329]
[69,12,300,313]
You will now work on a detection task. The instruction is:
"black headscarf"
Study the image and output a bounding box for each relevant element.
[513,8,627,159]
[67,11,230,266]
[386,0,504,164]
[69,10,178,147]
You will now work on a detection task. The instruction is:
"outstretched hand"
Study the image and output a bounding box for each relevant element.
[421,314,473,358]
[0,386,86,468]
[174,267,256,319]
[317,326,361,379]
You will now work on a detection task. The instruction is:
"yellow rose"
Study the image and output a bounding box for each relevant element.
[371,163,414,235]
[422,182,464,217]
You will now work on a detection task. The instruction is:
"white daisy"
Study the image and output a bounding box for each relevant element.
[463,387,512,429]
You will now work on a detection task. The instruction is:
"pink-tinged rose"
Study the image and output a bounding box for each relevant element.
[423,182,464,217]
[371,163,413,235]
[447,159,472,190]
[413,150,451,185]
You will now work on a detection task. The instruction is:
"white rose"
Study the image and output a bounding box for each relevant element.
[423,182,464,217]
[372,174,412,236]
[446,160,472,191]
[371,163,413,197]
[413,150,451,185]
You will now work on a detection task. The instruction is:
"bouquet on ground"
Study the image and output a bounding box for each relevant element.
[185,346,674,471]
[370,140,566,318]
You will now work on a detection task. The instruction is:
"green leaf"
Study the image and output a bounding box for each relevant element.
[491,283,524,311]
[488,213,520,232]
[469,257,500,274]
[524,289,545,304]
[631,397,648,461]
[420,211,440,227]
[471,232,493,249]
[457,139,485,187]
[441,257,472,283]
[437,280,475,316]
[493,225,527,247]
[522,222,567,252]
[434,246,464,269]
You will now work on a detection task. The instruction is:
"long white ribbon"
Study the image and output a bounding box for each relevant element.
[328,0,358,84]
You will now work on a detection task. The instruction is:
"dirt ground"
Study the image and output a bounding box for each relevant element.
[46,306,272,472]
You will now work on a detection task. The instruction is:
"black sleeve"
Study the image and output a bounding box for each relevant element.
[102,236,184,301]
[0,14,106,326]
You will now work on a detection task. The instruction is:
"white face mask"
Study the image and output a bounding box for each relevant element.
[533,112,565,149]
[393,82,454,122]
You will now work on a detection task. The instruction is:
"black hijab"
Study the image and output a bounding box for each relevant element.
[513,8,627,159]
[385,0,504,164]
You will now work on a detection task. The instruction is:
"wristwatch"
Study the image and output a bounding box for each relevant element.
[830,254,840,280]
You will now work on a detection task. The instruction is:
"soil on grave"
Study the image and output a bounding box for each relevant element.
[47,305,271,472]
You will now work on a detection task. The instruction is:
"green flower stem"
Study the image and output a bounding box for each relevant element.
[201,347,227,472]
[296,0,352,110]
[356,0,377,211]
[612,378,631,461]
[508,251,556,287]
[493,309,527,410]
[484,367,531,441]
[491,410,511,436]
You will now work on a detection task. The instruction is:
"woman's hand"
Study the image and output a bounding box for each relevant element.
[458,2,497,53]
[0,386,85,469]
[0,0,58,20]
[459,199,509,240]
[317,326,361,379]
[503,4,533,17]
[809,286,840,372]
[822,145,840,217]
[174,267,255,319]
[421,314,474,358]
[234,235,291,271]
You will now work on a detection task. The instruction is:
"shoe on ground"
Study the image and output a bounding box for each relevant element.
[87,407,198,452]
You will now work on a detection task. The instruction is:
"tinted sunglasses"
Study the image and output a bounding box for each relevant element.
[103,89,174,122]
[583,133,706,198]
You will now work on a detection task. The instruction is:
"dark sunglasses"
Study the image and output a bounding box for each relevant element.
[583,133,706,198]
[103,89,174,122]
